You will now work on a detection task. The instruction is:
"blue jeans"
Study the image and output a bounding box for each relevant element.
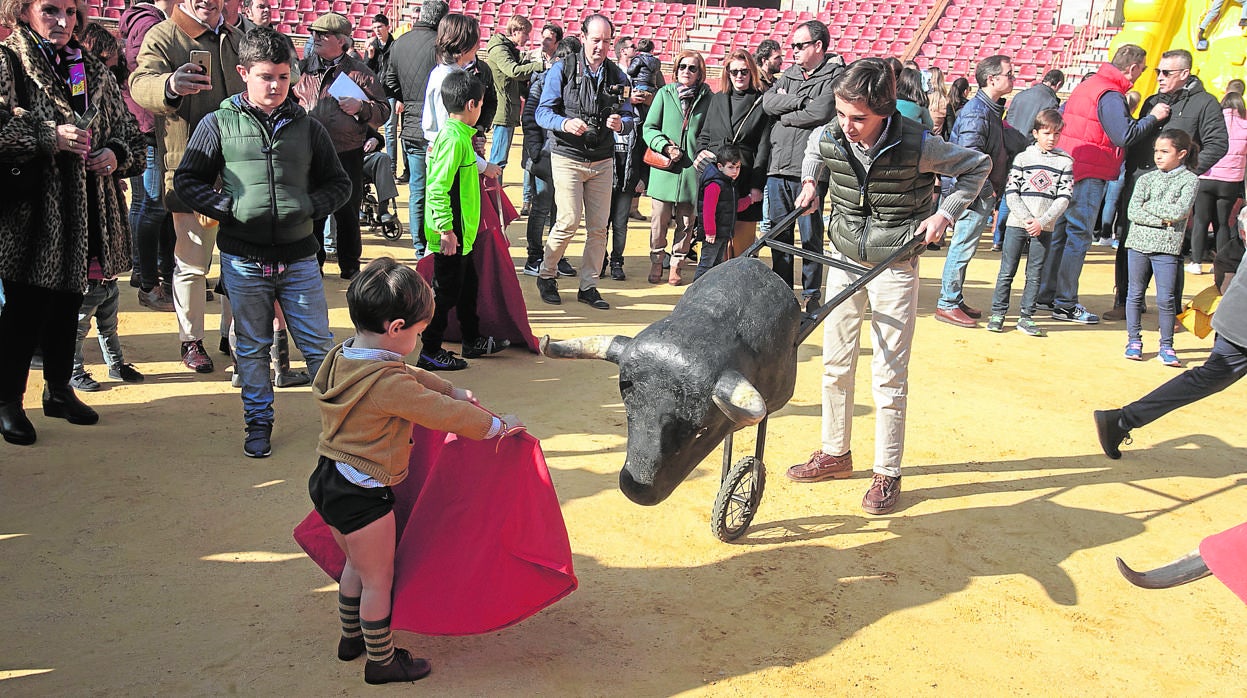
[73,279,123,374]
[1038,177,1106,309]
[1126,249,1180,347]
[692,237,730,280]
[993,195,1009,247]
[1121,335,1247,429]
[938,194,996,310]
[220,253,333,425]
[522,169,534,205]
[990,226,1050,317]
[1100,169,1125,238]
[490,125,512,167]
[525,171,554,262]
[405,141,428,254]
[129,145,172,290]
[766,176,824,301]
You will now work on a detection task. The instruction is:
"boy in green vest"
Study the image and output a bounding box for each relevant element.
[417,70,509,371]
[174,27,352,458]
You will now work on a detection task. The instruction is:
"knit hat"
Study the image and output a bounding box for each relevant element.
[309,13,352,35]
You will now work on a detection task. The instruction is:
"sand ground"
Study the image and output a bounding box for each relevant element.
[2,169,1246,696]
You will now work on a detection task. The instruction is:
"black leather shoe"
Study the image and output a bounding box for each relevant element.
[42,386,99,425]
[0,400,36,445]
[577,287,610,310]
[537,277,561,305]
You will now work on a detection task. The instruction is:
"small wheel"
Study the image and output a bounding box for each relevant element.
[381,220,403,240]
[711,456,766,542]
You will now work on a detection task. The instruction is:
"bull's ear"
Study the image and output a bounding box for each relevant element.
[540,335,632,364]
[712,370,767,426]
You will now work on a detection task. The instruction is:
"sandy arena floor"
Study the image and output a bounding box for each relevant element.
[2,170,1246,696]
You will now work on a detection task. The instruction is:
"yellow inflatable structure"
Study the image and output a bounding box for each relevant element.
[1112,0,1246,98]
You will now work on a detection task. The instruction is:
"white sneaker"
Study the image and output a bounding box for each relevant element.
[1186,262,1203,275]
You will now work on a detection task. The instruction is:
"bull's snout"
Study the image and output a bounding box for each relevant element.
[619,462,677,506]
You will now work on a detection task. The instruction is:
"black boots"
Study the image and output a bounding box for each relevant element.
[42,385,99,425]
[0,400,36,445]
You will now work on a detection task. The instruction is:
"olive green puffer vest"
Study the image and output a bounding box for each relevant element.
[217,102,316,245]
[820,116,934,264]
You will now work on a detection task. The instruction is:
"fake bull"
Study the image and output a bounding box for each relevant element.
[542,257,802,505]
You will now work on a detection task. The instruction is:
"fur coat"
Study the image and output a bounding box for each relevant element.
[0,28,144,293]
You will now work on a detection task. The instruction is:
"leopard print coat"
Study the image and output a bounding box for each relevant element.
[0,29,145,293]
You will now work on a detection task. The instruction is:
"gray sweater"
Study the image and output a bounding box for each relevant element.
[1004,144,1073,231]
[1212,252,1247,346]
[1126,166,1200,256]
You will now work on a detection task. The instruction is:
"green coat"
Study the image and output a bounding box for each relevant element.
[642,82,712,204]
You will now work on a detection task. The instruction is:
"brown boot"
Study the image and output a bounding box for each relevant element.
[648,251,664,284]
[668,255,685,286]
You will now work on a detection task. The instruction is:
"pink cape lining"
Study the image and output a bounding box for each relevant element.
[416,177,539,352]
[293,425,577,635]
[1200,521,1247,605]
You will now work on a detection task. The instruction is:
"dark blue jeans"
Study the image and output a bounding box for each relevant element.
[1126,249,1180,347]
[525,170,554,263]
[766,175,824,301]
[129,145,174,290]
[692,237,730,280]
[1039,177,1106,309]
[1121,334,1247,429]
[990,226,1050,317]
[405,140,428,254]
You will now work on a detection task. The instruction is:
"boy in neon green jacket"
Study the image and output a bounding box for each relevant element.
[418,70,506,371]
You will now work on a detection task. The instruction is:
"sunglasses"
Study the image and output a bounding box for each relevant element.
[678,63,699,73]
[728,68,750,76]
[791,39,816,51]
[1155,68,1185,77]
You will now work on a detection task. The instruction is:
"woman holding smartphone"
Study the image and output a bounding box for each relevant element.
[0,0,144,445]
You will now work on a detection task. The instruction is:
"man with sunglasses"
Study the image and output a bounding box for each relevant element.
[762,20,844,311]
[1104,49,1229,318]
[1035,44,1168,325]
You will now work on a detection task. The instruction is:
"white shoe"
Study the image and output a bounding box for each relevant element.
[1186,262,1203,275]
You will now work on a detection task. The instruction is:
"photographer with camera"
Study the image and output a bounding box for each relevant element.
[533,14,636,310]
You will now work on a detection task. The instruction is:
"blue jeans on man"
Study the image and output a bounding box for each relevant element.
[405,140,428,255]
[992,195,1009,248]
[766,176,824,304]
[490,125,512,167]
[129,145,173,290]
[938,193,997,311]
[220,253,333,427]
[1037,177,1106,313]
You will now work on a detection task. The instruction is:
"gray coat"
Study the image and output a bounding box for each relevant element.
[762,54,844,178]
[1007,82,1059,136]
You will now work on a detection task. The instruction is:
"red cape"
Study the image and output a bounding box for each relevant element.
[1200,521,1247,605]
[293,425,577,635]
[416,178,539,352]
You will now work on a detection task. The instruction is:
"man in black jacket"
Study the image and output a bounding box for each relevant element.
[1105,49,1228,319]
[382,0,448,256]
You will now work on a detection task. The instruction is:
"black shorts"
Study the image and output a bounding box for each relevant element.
[308,455,394,534]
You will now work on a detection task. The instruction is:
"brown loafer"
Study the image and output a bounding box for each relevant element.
[786,450,853,482]
[862,473,901,515]
[935,306,978,328]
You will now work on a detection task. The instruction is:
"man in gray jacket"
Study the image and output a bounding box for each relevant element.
[762,20,844,310]
[1008,69,1064,136]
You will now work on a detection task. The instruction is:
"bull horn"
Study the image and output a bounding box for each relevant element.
[712,370,767,426]
[1116,549,1211,589]
[540,335,631,364]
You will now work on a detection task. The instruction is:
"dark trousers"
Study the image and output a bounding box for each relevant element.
[525,168,554,263]
[1114,171,1143,307]
[1121,334,1247,429]
[0,279,83,400]
[605,186,633,266]
[767,175,825,301]
[990,226,1050,317]
[315,147,365,275]
[1190,178,1243,266]
[421,247,480,354]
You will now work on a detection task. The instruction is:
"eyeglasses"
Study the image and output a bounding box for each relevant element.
[728,68,750,76]
[791,39,816,51]
[678,63,699,73]
[995,71,1015,80]
[1155,68,1186,77]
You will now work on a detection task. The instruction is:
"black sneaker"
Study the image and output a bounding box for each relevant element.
[522,259,541,276]
[557,258,576,277]
[462,336,510,358]
[1093,409,1132,459]
[417,349,468,371]
[219,336,232,356]
[108,363,144,383]
[577,287,610,310]
[70,372,102,392]
[610,262,626,281]
[364,648,431,685]
[537,277,561,304]
[244,421,273,458]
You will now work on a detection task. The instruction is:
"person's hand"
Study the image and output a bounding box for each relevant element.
[776,87,787,95]
[439,230,458,255]
[916,212,949,244]
[630,90,650,105]
[55,124,92,156]
[472,133,487,157]
[605,114,623,132]
[86,147,118,175]
[363,137,379,153]
[451,387,478,404]
[168,62,212,96]
[1024,218,1042,237]
[749,188,763,204]
[395,100,405,115]
[1150,102,1171,121]
[663,144,682,161]
[563,118,590,135]
[483,162,502,178]
[499,413,525,434]
[337,96,362,116]
[634,180,645,194]
[793,181,819,213]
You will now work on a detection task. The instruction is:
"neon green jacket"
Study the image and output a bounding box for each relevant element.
[423,118,480,254]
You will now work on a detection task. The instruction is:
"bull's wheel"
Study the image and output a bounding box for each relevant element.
[711,456,766,542]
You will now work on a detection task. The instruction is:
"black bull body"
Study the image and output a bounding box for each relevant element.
[542,257,802,505]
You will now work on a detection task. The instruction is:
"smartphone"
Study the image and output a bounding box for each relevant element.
[189,50,212,77]
[73,104,99,131]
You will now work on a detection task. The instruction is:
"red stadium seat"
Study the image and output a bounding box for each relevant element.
[1056,23,1075,37]
[870,39,889,54]
[836,37,855,53]
[1046,36,1065,50]
[1004,33,1023,50]
[899,27,915,40]
[903,14,921,28]
[1024,35,1044,49]
[853,38,872,52]
[919,43,938,58]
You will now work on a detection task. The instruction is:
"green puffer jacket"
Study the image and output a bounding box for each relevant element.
[642,82,711,204]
